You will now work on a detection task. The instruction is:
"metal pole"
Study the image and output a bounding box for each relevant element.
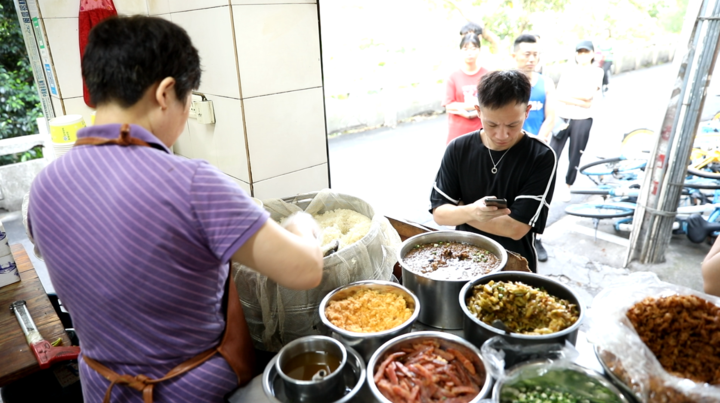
[625,0,720,265]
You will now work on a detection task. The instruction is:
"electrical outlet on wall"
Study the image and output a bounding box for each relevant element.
[188,100,198,119]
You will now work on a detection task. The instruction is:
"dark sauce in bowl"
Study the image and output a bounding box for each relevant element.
[282,351,341,381]
[403,241,500,280]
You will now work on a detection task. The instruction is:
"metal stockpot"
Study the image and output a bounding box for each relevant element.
[397,231,507,329]
[319,280,420,363]
[460,272,585,348]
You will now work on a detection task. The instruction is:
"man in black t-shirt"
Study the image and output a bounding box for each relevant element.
[430,70,557,272]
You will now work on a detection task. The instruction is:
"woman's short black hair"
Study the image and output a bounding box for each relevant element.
[476,70,531,110]
[82,16,201,108]
[459,33,481,50]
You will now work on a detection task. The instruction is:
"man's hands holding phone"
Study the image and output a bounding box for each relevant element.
[462,196,511,223]
[484,198,507,208]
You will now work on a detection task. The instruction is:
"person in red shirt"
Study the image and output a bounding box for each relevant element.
[443,33,489,144]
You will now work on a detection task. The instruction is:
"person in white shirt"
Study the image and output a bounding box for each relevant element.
[550,40,604,202]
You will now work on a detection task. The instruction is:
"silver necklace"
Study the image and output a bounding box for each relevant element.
[487,147,510,174]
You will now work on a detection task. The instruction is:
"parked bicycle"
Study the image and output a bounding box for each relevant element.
[565,177,720,242]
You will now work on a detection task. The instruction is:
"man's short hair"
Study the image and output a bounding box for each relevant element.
[82,16,201,108]
[477,70,531,110]
[460,21,483,36]
[513,34,537,51]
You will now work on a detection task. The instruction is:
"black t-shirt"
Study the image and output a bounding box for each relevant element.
[430,130,557,272]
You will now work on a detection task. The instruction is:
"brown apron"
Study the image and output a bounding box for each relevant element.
[77,124,256,403]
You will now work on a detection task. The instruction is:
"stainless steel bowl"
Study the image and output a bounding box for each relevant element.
[460,272,585,348]
[319,280,420,363]
[275,335,348,402]
[367,331,492,403]
[594,345,643,402]
[263,345,368,403]
[493,361,630,403]
[397,231,507,329]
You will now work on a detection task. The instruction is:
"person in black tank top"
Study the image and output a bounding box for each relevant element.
[430,70,557,273]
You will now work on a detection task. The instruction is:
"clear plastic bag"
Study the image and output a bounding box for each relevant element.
[587,272,720,403]
[233,189,401,352]
[480,336,579,382]
[478,337,626,403]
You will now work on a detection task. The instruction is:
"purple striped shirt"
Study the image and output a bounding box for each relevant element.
[28,124,268,402]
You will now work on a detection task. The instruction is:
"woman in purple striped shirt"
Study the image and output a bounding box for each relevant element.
[28,16,323,402]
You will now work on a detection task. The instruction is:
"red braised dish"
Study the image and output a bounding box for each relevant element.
[403,241,500,280]
[374,339,484,403]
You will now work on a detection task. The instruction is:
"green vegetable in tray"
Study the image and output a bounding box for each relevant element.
[499,369,624,403]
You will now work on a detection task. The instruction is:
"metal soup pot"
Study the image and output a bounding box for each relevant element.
[460,272,585,348]
[397,231,507,329]
[319,280,420,363]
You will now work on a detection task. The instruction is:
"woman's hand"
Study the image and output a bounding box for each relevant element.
[282,212,321,241]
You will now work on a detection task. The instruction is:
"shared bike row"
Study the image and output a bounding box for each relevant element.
[563,123,720,243]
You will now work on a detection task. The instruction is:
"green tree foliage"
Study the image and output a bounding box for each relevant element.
[660,0,690,33]
[430,0,686,44]
[475,0,570,43]
[0,0,42,141]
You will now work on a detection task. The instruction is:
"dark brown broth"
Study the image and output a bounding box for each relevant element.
[282,351,341,381]
[403,241,499,280]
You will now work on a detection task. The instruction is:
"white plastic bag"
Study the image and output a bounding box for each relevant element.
[588,272,720,403]
[233,189,401,351]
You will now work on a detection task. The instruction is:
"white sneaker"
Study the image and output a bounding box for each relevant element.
[558,185,572,203]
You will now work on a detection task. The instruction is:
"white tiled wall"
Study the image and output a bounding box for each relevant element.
[169,0,228,13]
[50,96,64,116]
[231,0,315,4]
[38,0,78,18]
[42,18,81,99]
[232,4,322,98]
[147,0,170,15]
[185,95,250,182]
[62,97,95,126]
[114,0,147,15]
[244,88,327,182]
[39,0,147,17]
[32,0,329,198]
[253,164,329,199]
[171,6,240,99]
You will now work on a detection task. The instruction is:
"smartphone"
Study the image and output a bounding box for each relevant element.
[485,198,508,208]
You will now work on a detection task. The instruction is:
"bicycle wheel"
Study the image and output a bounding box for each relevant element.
[620,128,654,157]
[580,157,646,177]
[688,147,720,177]
[683,177,720,189]
[565,203,635,219]
[687,165,720,179]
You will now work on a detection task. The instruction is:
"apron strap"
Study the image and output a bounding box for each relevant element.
[84,347,217,403]
[76,123,257,401]
[74,123,153,148]
[83,264,252,402]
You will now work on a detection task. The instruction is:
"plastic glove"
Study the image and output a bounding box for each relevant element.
[282,211,321,242]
